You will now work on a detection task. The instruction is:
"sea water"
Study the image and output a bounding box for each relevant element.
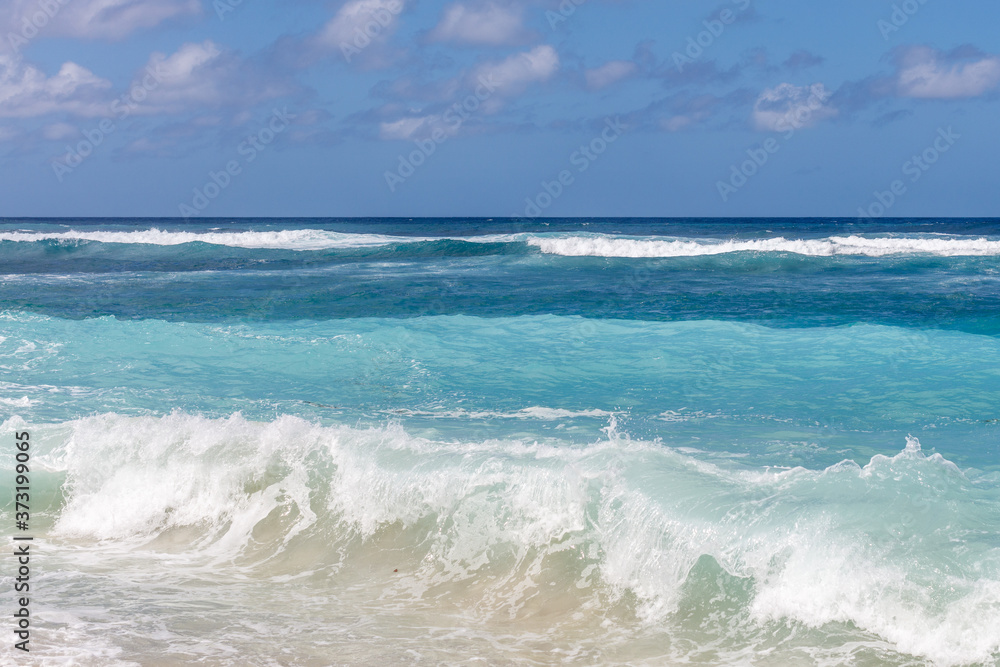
[1,218,998,666]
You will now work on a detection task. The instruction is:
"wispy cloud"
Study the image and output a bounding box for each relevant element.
[133,41,295,115]
[41,122,80,140]
[370,45,559,140]
[1,0,200,42]
[619,89,754,133]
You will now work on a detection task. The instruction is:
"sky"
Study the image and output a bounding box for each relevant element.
[0,0,998,218]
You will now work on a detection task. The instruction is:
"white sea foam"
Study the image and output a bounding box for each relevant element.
[527,234,1000,257]
[0,396,34,407]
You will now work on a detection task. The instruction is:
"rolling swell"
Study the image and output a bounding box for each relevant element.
[2,228,1000,332]
[3,266,999,334]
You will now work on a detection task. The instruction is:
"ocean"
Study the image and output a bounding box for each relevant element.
[1,218,999,666]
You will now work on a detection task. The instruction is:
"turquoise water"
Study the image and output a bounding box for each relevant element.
[1,219,999,665]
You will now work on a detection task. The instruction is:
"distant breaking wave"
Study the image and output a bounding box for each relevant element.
[0,228,421,250]
[526,234,1000,258]
[4,228,1000,258]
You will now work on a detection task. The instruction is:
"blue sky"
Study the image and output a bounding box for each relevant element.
[0,0,998,217]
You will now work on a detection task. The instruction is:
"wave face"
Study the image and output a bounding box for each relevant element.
[2,313,998,447]
[3,413,999,666]
[2,218,1000,666]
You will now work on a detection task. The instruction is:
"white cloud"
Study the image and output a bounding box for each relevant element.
[140,40,225,112]
[1,0,200,43]
[895,46,1000,99]
[153,40,223,79]
[752,82,836,132]
[661,116,691,132]
[0,39,295,121]
[661,113,709,132]
[380,115,428,140]
[430,2,525,46]
[1,40,292,120]
[316,0,406,49]
[380,114,439,140]
[0,55,112,117]
[585,60,636,90]
[473,44,559,92]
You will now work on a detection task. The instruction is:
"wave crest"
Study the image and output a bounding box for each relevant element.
[5,413,998,665]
